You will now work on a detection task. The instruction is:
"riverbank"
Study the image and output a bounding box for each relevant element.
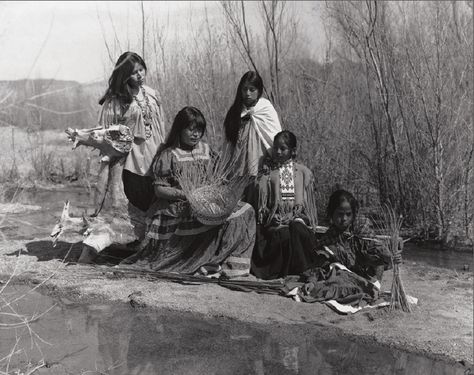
[0,237,471,369]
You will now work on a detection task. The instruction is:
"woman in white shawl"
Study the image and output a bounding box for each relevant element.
[222,71,282,206]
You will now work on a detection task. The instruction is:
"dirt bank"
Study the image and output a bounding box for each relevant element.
[0,237,472,367]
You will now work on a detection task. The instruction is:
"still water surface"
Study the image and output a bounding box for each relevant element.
[0,285,467,375]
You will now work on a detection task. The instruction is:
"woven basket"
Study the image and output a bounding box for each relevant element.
[189,185,239,225]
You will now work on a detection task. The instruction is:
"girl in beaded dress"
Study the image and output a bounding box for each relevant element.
[98,51,166,212]
[251,130,319,279]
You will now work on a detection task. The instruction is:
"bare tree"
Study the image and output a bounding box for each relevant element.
[220,1,263,82]
[220,0,299,113]
[324,1,473,242]
[140,1,146,60]
[325,1,405,212]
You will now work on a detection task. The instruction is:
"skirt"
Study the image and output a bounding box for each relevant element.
[121,202,256,277]
[122,169,155,212]
[251,221,319,280]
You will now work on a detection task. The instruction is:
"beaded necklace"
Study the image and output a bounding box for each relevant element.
[132,86,153,139]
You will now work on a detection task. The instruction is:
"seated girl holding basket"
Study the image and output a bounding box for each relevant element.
[121,106,256,278]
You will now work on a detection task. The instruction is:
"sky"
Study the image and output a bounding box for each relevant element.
[0,1,326,83]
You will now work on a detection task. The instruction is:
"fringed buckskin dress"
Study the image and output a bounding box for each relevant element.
[251,157,319,279]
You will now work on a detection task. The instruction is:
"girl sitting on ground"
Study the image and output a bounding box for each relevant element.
[251,130,319,279]
[299,190,396,304]
[98,51,166,212]
[221,71,282,207]
[313,190,392,282]
[121,107,256,278]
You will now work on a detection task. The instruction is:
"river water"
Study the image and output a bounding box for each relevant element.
[0,284,468,375]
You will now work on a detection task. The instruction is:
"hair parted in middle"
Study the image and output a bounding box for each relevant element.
[223,71,264,145]
[326,189,359,222]
[99,51,147,106]
[274,130,297,159]
[163,106,207,150]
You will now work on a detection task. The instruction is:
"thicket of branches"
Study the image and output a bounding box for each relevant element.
[135,0,472,244]
[320,1,473,244]
[2,1,472,245]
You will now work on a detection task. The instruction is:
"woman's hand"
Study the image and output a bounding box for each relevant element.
[241,113,251,122]
[173,189,187,201]
[258,207,270,224]
[154,186,187,202]
[304,282,315,295]
[275,215,290,226]
[293,204,304,217]
[392,239,403,265]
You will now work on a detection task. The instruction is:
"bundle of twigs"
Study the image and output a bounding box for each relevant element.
[75,265,284,295]
[379,204,412,312]
[174,151,250,225]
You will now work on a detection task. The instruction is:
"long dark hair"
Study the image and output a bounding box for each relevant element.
[99,51,147,106]
[326,189,359,222]
[223,71,264,145]
[163,106,207,150]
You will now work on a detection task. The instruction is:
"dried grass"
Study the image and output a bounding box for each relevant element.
[0,126,97,184]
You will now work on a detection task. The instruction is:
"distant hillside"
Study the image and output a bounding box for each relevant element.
[0,79,106,130]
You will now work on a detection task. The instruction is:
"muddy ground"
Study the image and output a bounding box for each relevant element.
[0,235,472,368]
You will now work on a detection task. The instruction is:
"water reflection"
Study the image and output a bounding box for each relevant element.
[88,305,466,375]
[90,306,306,375]
[0,287,469,375]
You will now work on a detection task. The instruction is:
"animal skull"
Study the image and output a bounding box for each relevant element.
[51,201,147,254]
[65,125,132,160]
[50,201,85,246]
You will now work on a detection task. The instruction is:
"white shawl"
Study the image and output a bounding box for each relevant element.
[222,97,282,177]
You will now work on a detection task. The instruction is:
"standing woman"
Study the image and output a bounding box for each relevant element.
[98,51,166,212]
[222,71,282,206]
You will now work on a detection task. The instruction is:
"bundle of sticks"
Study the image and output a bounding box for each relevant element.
[378,204,412,312]
[76,265,284,295]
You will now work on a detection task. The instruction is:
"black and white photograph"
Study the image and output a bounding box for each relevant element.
[0,1,472,374]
